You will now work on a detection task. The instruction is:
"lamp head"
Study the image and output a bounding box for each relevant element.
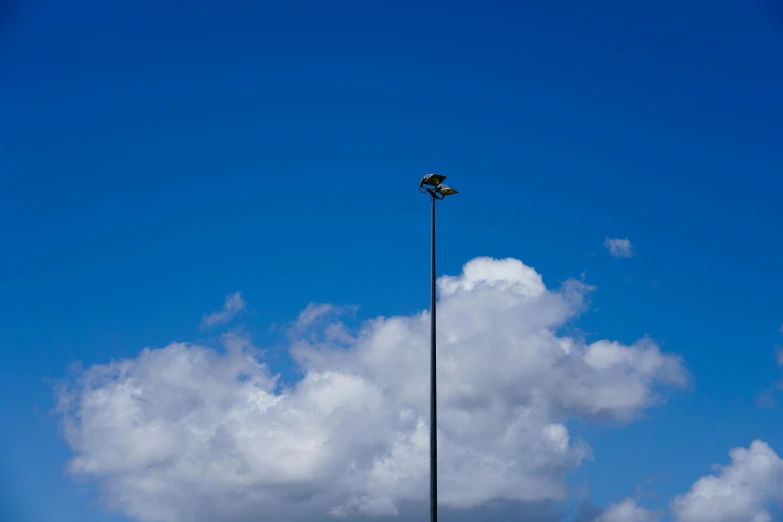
[435,184,458,197]
[420,173,447,188]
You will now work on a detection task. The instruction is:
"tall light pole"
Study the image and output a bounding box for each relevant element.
[419,174,458,522]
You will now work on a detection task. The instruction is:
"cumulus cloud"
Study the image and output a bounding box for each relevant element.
[594,499,658,522]
[671,440,783,522]
[200,291,246,328]
[55,257,687,522]
[604,238,634,258]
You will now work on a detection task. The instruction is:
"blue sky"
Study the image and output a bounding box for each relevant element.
[1,1,783,521]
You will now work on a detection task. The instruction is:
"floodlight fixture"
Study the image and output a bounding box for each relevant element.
[420,173,447,188]
[435,184,457,197]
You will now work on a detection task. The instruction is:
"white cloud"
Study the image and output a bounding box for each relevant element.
[671,440,783,522]
[295,302,336,330]
[594,499,659,522]
[604,238,634,258]
[776,348,783,367]
[56,257,687,522]
[200,291,246,328]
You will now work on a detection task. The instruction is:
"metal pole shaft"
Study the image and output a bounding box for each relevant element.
[430,194,437,522]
